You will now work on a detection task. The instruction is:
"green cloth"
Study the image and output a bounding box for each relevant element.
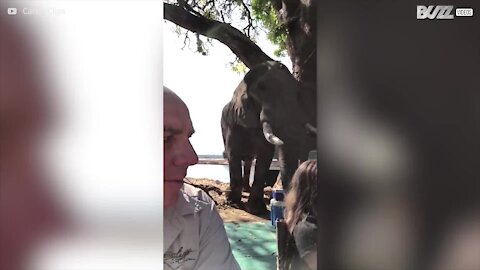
[225,222,277,270]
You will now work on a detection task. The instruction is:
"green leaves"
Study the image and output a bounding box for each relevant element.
[196,33,209,56]
[251,0,287,56]
[167,0,288,67]
[230,59,248,74]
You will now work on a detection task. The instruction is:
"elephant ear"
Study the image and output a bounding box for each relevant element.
[232,81,260,128]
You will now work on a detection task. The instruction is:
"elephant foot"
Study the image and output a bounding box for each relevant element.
[225,189,242,205]
[246,197,268,215]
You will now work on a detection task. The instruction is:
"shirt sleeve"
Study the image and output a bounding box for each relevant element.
[293,216,318,259]
[194,197,241,270]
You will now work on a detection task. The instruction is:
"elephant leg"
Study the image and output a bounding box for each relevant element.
[242,158,253,192]
[247,147,274,214]
[226,156,243,204]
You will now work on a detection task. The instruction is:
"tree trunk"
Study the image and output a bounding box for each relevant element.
[271,0,317,86]
[269,0,317,126]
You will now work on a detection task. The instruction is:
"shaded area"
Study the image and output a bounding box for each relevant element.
[225,222,277,270]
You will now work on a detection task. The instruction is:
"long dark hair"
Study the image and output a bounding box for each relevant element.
[284,159,317,233]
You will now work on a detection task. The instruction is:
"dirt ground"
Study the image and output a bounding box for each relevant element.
[184,177,280,223]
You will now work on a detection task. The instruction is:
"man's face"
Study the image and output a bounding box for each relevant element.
[163,96,198,208]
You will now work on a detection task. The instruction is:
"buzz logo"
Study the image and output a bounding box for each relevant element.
[417,5,454,19]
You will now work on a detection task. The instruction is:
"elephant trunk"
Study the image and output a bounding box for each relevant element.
[262,122,284,146]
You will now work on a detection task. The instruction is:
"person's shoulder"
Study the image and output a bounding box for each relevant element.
[180,183,216,212]
[294,214,317,235]
[293,214,317,259]
[293,214,317,247]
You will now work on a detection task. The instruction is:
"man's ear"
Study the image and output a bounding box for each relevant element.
[232,81,260,128]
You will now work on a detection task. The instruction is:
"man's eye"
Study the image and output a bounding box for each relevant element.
[164,136,173,143]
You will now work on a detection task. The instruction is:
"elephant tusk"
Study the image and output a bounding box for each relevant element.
[305,123,317,136]
[262,122,284,146]
[268,136,284,146]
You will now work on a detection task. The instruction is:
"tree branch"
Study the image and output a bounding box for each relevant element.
[178,0,203,17]
[164,2,273,68]
[181,32,190,50]
[238,0,254,38]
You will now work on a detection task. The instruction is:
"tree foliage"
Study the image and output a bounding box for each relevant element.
[165,0,316,84]
[251,0,288,57]
[165,0,288,69]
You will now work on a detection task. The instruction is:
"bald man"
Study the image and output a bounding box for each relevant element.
[163,87,240,270]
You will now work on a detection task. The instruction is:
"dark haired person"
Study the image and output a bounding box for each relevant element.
[282,160,318,270]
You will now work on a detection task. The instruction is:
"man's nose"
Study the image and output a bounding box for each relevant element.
[174,140,198,167]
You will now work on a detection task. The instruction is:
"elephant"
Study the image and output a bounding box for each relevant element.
[221,61,317,214]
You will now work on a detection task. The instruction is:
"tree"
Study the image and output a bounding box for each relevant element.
[163,0,317,87]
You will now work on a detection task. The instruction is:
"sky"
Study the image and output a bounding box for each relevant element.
[163,21,292,155]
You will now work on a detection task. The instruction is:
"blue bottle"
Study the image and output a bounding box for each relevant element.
[270,198,285,227]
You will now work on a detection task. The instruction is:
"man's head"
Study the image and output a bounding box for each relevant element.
[163,87,198,208]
